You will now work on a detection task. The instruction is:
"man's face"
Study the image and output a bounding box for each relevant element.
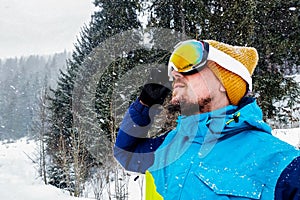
[171,66,226,113]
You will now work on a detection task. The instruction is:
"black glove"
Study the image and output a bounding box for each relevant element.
[139,65,171,107]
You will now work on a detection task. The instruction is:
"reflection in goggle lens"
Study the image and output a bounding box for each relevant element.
[168,40,209,81]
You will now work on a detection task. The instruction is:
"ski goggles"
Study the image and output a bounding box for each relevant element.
[168,40,209,79]
[167,39,253,91]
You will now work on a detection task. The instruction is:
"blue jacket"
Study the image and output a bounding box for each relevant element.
[114,98,300,199]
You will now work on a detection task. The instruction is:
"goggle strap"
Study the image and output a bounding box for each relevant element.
[207,46,253,91]
[168,62,174,81]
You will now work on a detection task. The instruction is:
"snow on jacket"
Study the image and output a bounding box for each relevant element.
[114,98,300,199]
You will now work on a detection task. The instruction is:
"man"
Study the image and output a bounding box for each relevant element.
[114,39,300,199]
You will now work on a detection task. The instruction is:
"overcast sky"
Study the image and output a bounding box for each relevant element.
[0,0,95,59]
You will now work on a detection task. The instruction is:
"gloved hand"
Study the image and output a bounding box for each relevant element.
[139,65,171,107]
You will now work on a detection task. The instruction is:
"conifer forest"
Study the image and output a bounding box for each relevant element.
[0,0,299,199]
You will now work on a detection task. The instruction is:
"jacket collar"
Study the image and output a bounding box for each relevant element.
[177,97,272,137]
[174,97,271,158]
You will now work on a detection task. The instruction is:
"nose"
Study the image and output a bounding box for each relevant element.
[171,70,184,80]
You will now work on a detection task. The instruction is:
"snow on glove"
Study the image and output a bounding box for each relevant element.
[139,65,171,107]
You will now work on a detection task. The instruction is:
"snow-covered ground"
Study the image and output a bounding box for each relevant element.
[0,139,92,200]
[0,138,143,200]
[0,128,299,200]
[273,128,300,147]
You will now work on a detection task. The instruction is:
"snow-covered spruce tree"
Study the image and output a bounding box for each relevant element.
[148,0,257,49]
[45,22,102,196]
[46,68,78,193]
[46,0,143,196]
[252,0,300,122]
[148,0,208,45]
[271,76,300,128]
[89,0,142,142]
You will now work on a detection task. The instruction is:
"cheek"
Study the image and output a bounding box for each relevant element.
[188,78,211,98]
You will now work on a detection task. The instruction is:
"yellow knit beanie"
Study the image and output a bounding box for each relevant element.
[205,40,258,105]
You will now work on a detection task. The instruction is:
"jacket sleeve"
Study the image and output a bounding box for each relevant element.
[275,156,300,200]
[113,99,167,173]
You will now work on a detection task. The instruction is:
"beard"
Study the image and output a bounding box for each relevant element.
[170,78,213,115]
[168,97,212,115]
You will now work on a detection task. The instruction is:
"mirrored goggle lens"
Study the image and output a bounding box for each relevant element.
[168,40,209,80]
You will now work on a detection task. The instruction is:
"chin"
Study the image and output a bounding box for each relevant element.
[169,98,199,115]
[173,97,212,115]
